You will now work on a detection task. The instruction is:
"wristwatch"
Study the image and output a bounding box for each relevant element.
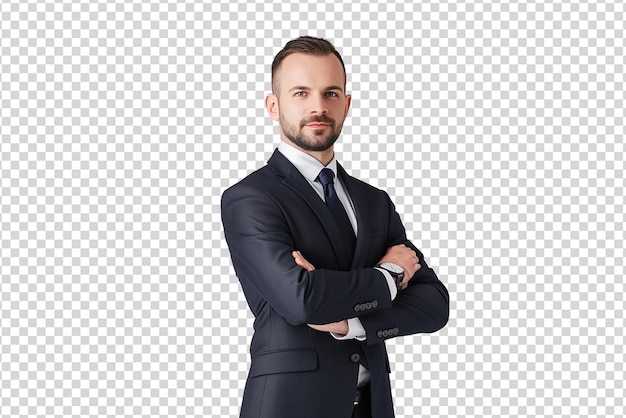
[375,262,405,291]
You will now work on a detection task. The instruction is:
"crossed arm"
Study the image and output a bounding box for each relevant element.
[293,243,422,336]
[223,182,449,336]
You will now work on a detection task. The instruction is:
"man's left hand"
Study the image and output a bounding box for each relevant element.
[292,250,349,337]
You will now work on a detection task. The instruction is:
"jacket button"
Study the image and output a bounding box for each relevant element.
[365,302,372,310]
[393,327,399,335]
[350,353,360,363]
[354,304,361,312]
[377,330,383,338]
[372,300,378,308]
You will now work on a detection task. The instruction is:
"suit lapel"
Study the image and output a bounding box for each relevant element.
[267,150,354,269]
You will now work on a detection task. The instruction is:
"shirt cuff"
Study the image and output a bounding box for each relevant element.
[375,267,398,300]
[331,317,367,341]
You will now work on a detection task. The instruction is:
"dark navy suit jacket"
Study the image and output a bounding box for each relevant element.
[222,150,449,418]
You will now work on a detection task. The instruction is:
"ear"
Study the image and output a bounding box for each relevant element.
[344,94,352,118]
[265,94,280,121]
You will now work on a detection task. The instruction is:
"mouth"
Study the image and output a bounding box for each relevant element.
[306,123,330,129]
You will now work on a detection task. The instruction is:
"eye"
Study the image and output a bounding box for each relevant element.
[294,91,306,97]
[325,91,339,97]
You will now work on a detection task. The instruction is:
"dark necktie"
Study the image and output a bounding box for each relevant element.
[317,168,356,256]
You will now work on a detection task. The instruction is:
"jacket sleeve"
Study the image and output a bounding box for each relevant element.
[221,183,394,326]
[358,193,450,345]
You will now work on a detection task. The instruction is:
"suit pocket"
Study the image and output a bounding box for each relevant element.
[249,348,318,377]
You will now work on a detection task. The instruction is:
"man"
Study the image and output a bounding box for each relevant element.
[222,36,449,418]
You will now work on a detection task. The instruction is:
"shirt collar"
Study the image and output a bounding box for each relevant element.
[278,141,338,182]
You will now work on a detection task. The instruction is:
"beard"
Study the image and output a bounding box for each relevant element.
[280,114,343,152]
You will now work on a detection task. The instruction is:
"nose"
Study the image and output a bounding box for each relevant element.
[309,93,328,114]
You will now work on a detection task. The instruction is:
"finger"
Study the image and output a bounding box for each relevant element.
[292,251,302,262]
[293,251,306,262]
[296,258,311,269]
[307,323,329,332]
[294,252,315,271]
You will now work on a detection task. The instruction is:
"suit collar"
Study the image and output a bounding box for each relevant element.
[276,141,339,183]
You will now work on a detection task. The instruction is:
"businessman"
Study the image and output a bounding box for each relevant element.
[221,36,449,418]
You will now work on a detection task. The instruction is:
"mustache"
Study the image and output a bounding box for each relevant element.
[301,115,335,127]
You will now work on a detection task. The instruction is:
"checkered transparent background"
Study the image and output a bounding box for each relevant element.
[1,1,624,417]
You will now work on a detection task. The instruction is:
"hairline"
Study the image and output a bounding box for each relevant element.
[271,37,347,94]
[272,52,347,95]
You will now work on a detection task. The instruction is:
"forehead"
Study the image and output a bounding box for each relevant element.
[276,53,346,91]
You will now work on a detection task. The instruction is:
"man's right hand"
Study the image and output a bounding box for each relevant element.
[377,244,421,289]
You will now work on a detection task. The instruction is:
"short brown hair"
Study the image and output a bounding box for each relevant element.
[271,36,347,93]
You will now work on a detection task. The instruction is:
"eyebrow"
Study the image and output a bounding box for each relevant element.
[288,85,345,93]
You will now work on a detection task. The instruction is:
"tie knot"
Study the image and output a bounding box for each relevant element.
[317,168,335,186]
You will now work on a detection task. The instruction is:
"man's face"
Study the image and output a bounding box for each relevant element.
[267,53,351,154]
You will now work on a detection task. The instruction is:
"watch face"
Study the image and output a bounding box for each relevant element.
[380,262,403,275]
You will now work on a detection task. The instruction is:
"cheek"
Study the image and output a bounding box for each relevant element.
[288,107,307,122]
[281,109,302,128]
[332,101,348,116]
